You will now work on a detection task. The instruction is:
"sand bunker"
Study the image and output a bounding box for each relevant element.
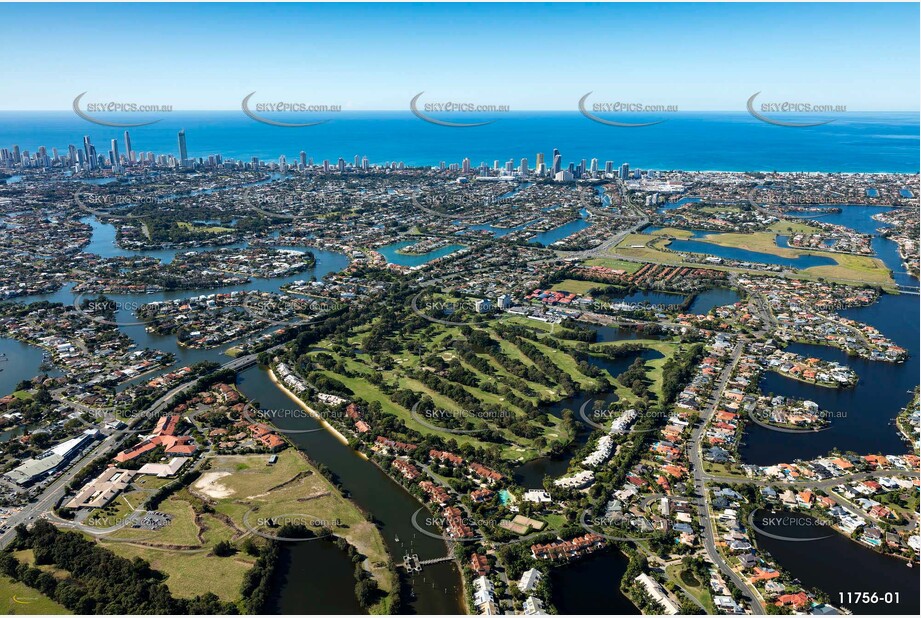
[194,471,234,498]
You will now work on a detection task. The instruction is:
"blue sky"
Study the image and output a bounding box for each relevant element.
[1,2,918,111]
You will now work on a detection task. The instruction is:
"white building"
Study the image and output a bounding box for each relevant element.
[518,568,543,593]
[522,596,546,615]
[634,573,680,614]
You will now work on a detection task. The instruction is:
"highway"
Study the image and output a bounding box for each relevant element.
[0,350,262,549]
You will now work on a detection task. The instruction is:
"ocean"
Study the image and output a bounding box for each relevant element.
[0,111,918,173]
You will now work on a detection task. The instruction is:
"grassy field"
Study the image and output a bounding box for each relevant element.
[767,219,824,234]
[802,253,894,285]
[665,563,717,614]
[99,450,394,610]
[611,234,684,264]
[696,231,893,285]
[306,314,599,460]
[642,227,696,240]
[582,258,643,273]
[97,542,254,602]
[549,279,604,295]
[608,228,895,287]
[0,576,69,615]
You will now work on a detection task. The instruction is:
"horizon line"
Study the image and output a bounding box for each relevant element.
[1,109,919,114]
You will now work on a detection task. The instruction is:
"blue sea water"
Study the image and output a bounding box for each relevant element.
[0,111,917,172]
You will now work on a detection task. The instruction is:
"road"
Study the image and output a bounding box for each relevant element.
[686,339,767,614]
[0,350,262,549]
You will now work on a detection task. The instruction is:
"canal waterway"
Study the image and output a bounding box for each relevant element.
[752,509,919,615]
[236,365,465,614]
[5,207,464,613]
[376,240,467,267]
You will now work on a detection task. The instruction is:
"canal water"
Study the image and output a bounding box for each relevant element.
[4,208,465,613]
[741,207,919,465]
[529,208,592,246]
[5,196,914,613]
[267,537,365,615]
[752,509,919,615]
[0,336,53,398]
[550,549,640,615]
[375,240,467,267]
[236,366,465,615]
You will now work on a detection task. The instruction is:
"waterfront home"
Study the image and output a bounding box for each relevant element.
[518,568,543,593]
[553,470,595,489]
[469,462,503,484]
[634,573,680,615]
[470,553,490,576]
[444,506,474,538]
[530,533,605,561]
[582,435,614,467]
[375,435,417,453]
[473,576,498,615]
[391,459,420,481]
[775,592,810,610]
[419,480,451,506]
[522,596,546,615]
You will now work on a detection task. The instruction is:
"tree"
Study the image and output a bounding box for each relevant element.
[355,579,379,608]
[213,540,236,557]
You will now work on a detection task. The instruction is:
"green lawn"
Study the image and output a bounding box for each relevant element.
[582,258,643,273]
[767,219,823,235]
[100,450,393,610]
[0,576,69,614]
[665,564,717,614]
[549,279,604,295]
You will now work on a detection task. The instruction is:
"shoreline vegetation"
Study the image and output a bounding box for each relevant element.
[266,363,470,615]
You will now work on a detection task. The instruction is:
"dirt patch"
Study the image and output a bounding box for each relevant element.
[193,471,234,499]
